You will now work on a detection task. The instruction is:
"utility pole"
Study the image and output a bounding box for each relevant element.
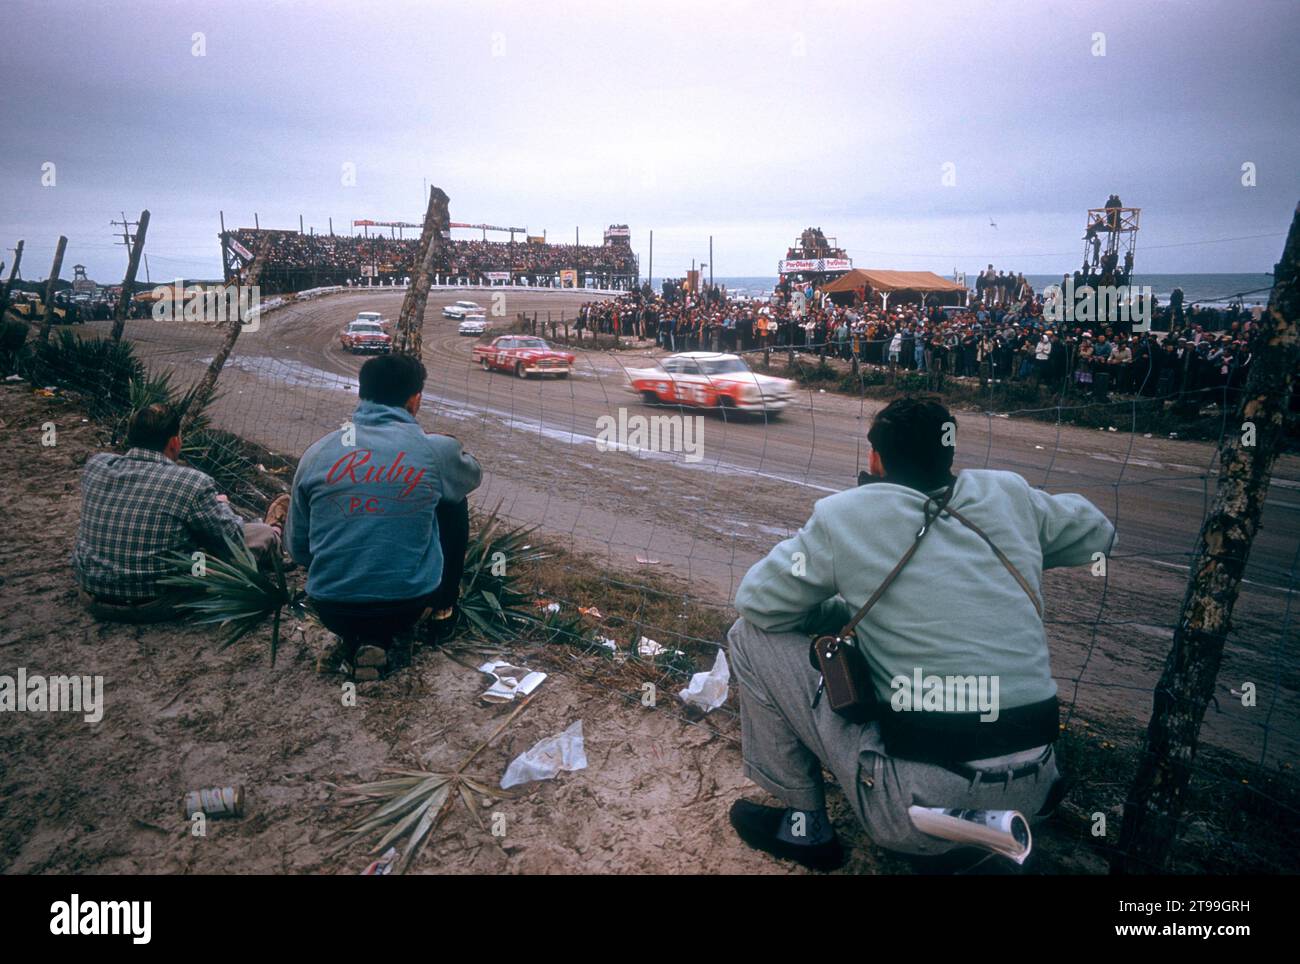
[299,214,304,234]
[110,210,150,342]
[38,236,67,342]
[0,240,23,317]
[709,235,714,289]
[1113,202,1300,873]
[648,230,653,289]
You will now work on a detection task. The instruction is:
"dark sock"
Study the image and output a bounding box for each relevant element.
[775,807,834,846]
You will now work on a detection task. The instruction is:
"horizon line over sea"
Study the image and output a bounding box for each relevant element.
[704,273,1274,307]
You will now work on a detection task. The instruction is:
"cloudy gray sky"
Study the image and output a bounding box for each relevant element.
[2,0,1297,283]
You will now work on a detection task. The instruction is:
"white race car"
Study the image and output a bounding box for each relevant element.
[443,300,486,320]
[625,352,797,414]
[458,317,488,336]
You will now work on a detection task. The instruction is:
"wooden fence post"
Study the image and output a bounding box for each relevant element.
[1112,202,1300,872]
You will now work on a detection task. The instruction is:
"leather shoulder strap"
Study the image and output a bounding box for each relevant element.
[837,485,954,637]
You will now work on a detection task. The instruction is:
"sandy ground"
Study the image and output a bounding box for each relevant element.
[0,383,907,874]
[2,289,1296,874]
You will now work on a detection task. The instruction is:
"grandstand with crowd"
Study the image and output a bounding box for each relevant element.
[219,222,640,294]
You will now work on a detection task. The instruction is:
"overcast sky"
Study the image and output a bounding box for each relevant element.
[2,0,1297,283]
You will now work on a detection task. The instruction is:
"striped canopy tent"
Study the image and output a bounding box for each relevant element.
[823,268,968,309]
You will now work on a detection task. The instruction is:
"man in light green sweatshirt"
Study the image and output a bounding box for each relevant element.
[728,397,1114,871]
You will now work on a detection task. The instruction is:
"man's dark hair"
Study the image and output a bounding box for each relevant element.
[127,403,182,452]
[359,353,427,407]
[866,396,956,491]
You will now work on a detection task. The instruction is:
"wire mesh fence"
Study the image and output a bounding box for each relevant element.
[10,280,1298,872]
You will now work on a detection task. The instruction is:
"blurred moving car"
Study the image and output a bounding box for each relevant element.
[339,319,392,354]
[458,317,488,336]
[443,300,486,320]
[473,335,575,378]
[625,352,796,415]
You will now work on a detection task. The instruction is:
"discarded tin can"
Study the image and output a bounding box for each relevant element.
[183,786,244,820]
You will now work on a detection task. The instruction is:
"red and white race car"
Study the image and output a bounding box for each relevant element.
[625,352,796,414]
[473,335,575,378]
[340,319,392,354]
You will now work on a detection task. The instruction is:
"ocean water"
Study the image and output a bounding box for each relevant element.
[709,274,1274,308]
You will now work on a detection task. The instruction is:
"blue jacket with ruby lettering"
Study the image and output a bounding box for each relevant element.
[287,400,482,602]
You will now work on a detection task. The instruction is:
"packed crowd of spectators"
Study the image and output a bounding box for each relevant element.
[223,229,638,289]
[574,279,1260,403]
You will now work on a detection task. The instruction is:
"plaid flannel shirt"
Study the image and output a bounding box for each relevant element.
[72,447,245,601]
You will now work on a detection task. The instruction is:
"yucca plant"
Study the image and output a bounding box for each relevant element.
[159,532,303,665]
[455,503,553,643]
[0,320,29,376]
[31,330,142,420]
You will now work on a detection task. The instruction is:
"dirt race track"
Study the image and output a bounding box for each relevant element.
[2,288,1297,873]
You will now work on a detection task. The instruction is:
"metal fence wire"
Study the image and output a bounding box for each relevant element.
[26,287,1299,872]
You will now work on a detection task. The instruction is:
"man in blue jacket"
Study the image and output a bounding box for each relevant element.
[287,353,482,677]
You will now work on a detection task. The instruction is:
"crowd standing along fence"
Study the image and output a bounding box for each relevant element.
[6,209,1298,873]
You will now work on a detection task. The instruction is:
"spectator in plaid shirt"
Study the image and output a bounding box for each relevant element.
[72,403,284,622]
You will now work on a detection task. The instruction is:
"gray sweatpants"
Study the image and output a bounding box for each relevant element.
[727,617,1060,856]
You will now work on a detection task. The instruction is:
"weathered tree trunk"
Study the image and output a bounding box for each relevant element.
[0,239,23,318]
[1113,202,1300,873]
[38,236,67,342]
[110,210,150,343]
[395,186,450,357]
[180,235,269,433]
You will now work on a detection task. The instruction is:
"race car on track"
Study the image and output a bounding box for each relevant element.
[473,335,575,378]
[443,300,486,320]
[624,352,796,415]
[353,310,389,331]
[458,316,488,336]
[339,319,392,354]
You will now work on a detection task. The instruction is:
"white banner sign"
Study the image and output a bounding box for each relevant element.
[779,257,852,274]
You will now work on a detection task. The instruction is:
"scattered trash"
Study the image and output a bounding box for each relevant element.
[1034,444,1044,450]
[183,785,244,820]
[361,847,401,875]
[478,659,547,704]
[534,599,561,614]
[1143,433,1152,438]
[678,649,730,713]
[501,720,587,789]
[4,374,21,382]
[1169,433,1179,439]
[595,635,618,651]
[638,636,683,658]
[1107,427,1117,432]
[635,554,660,565]
[578,605,605,620]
